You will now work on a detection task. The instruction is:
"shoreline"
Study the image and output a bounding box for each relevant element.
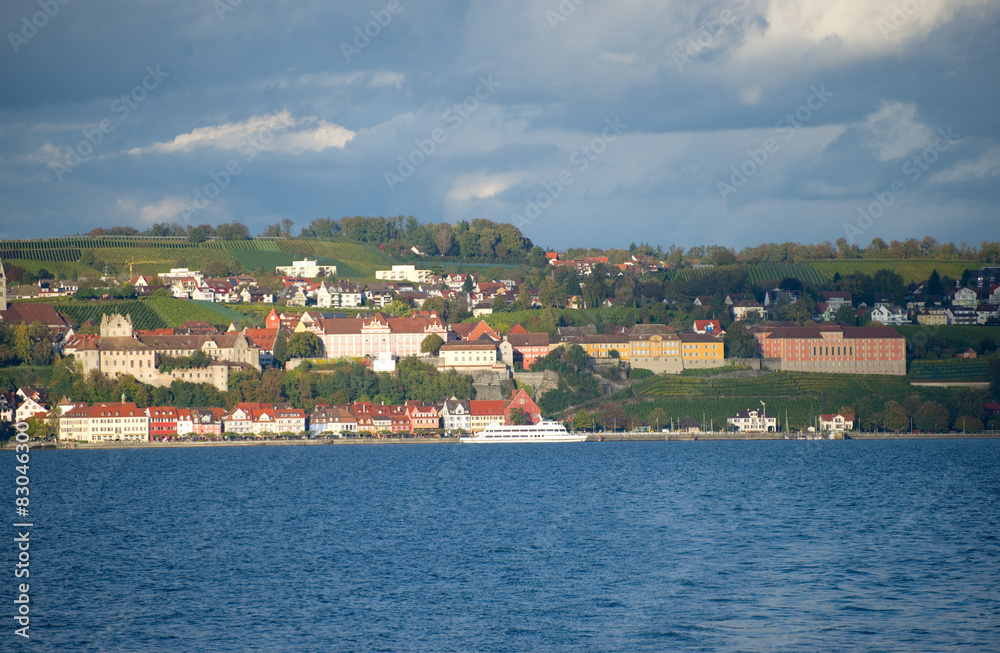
[6,431,999,450]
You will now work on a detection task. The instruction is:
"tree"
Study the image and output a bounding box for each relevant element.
[272,329,289,367]
[572,410,594,431]
[954,416,984,433]
[833,305,856,325]
[384,299,413,317]
[647,407,669,431]
[286,332,323,359]
[420,334,444,356]
[724,322,756,358]
[566,344,587,370]
[882,400,908,432]
[914,400,950,432]
[509,407,531,425]
[538,278,567,309]
[13,323,31,364]
[926,269,944,296]
[462,275,475,293]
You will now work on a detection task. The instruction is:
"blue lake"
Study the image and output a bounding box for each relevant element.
[7,440,1000,651]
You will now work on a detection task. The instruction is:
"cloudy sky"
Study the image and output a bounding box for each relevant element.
[1,0,998,249]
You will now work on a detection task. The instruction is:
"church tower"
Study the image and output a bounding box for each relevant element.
[0,257,7,312]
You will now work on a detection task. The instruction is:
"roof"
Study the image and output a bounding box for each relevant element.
[63,402,147,419]
[506,332,550,347]
[820,414,855,421]
[470,400,507,416]
[754,325,904,340]
[0,303,69,326]
[439,342,497,351]
[678,332,723,343]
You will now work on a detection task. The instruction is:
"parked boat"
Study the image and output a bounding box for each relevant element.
[459,420,588,443]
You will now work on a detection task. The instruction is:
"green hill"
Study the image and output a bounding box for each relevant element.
[614,371,915,430]
[0,236,393,279]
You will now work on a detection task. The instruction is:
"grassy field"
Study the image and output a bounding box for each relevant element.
[806,260,974,284]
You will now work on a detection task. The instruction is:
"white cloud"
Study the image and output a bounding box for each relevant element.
[932,145,1000,182]
[858,101,933,161]
[128,110,355,156]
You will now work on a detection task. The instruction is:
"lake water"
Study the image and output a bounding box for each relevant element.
[9,440,1000,651]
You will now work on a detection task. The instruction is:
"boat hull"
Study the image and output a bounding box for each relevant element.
[459,433,589,443]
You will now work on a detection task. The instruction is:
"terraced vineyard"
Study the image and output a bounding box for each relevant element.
[147,298,248,327]
[670,263,827,285]
[908,359,990,381]
[619,371,914,429]
[57,301,168,330]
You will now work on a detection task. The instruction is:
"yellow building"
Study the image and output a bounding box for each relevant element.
[678,332,725,367]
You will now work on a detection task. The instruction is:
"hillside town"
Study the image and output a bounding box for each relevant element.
[2,239,1000,443]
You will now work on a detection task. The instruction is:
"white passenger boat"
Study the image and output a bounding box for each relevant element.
[459,420,588,443]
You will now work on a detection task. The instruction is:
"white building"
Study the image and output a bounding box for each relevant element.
[439,398,471,433]
[375,265,433,283]
[316,281,364,308]
[275,259,336,278]
[819,413,854,432]
[58,402,149,443]
[437,342,503,372]
[870,305,908,326]
[727,408,777,432]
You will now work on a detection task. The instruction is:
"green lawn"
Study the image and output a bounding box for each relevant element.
[806,260,974,284]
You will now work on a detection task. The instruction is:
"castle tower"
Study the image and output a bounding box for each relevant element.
[100,313,134,338]
[0,257,7,312]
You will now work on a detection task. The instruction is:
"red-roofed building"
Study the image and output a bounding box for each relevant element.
[819,413,855,431]
[58,402,149,442]
[146,406,179,438]
[317,312,451,360]
[265,309,301,330]
[176,407,225,437]
[750,324,905,375]
[505,388,541,424]
[692,320,723,336]
[470,400,507,432]
[405,401,441,431]
[501,331,550,369]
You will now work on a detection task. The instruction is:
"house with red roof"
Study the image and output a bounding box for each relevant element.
[470,400,507,432]
[58,402,149,442]
[504,388,541,424]
[146,406,179,438]
[692,320,723,336]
